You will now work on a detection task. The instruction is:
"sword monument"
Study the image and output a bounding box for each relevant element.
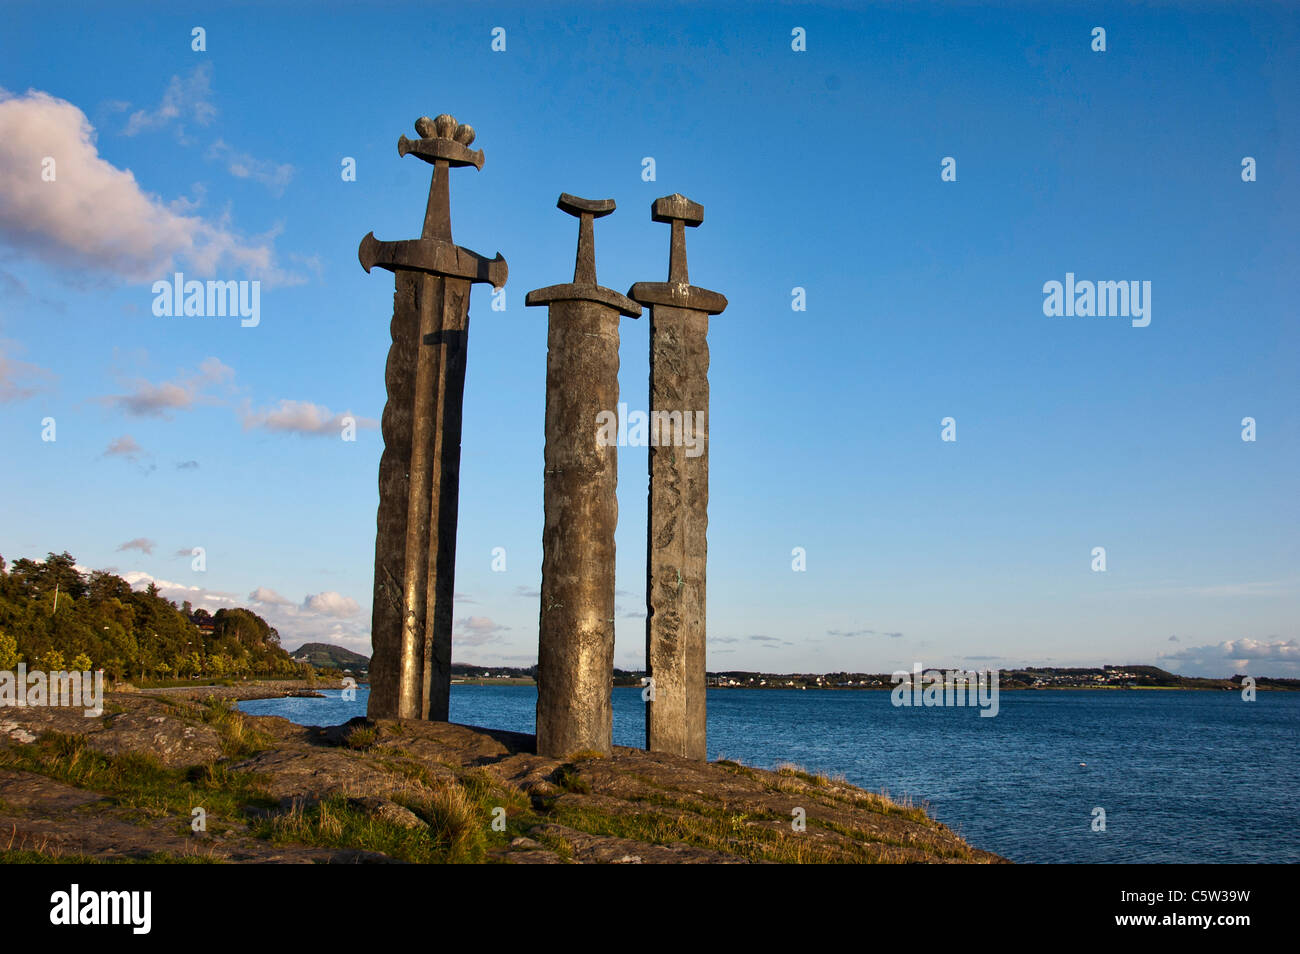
[359,114,507,721]
[631,193,727,760]
[526,195,640,757]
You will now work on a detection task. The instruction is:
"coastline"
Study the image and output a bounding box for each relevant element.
[0,688,1002,864]
[128,678,348,702]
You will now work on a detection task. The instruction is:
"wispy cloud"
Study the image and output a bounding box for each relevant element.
[239,399,376,437]
[828,627,903,639]
[122,63,217,140]
[0,342,55,402]
[455,616,511,647]
[98,357,233,418]
[207,139,294,194]
[748,635,793,647]
[103,434,144,460]
[116,537,155,555]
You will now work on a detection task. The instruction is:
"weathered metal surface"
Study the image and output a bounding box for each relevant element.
[363,115,505,721]
[526,195,639,757]
[629,193,726,760]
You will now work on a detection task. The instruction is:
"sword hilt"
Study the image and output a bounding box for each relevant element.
[628,193,726,316]
[650,193,704,285]
[397,115,484,243]
[557,193,616,286]
[525,193,640,318]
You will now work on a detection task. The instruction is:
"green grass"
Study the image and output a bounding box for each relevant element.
[544,799,852,863]
[553,763,592,795]
[197,697,276,758]
[341,724,377,750]
[0,849,219,864]
[0,710,970,864]
[0,731,277,830]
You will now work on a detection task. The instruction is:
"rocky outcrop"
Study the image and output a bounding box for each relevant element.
[0,690,1005,864]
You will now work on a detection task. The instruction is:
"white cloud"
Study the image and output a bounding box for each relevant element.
[249,586,292,606]
[240,399,377,437]
[0,87,300,285]
[1159,638,1300,678]
[1222,637,1299,661]
[123,64,217,139]
[107,568,371,652]
[121,570,233,606]
[302,591,361,618]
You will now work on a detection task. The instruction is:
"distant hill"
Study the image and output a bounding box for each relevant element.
[291,642,370,672]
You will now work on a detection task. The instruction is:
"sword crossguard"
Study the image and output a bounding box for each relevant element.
[525,193,640,318]
[628,193,727,316]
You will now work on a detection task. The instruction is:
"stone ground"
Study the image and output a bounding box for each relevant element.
[0,689,1006,864]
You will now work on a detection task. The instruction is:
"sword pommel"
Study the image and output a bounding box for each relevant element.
[558,194,616,218]
[651,193,704,227]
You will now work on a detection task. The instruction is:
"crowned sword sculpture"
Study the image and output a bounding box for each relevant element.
[360,115,507,721]
[526,195,640,757]
[631,194,727,760]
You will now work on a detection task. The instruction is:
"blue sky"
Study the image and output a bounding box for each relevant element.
[1,2,1296,677]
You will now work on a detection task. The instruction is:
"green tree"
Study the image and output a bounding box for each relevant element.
[0,631,19,669]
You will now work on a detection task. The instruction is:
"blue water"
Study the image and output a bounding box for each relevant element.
[239,686,1300,864]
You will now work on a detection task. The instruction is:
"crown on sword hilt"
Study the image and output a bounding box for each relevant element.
[398,114,484,169]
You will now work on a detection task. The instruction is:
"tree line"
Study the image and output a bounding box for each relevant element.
[0,551,307,681]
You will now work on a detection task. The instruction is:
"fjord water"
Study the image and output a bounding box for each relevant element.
[239,686,1299,864]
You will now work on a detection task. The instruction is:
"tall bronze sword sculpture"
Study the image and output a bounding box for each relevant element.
[526,195,640,757]
[359,115,507,720]
[630,193,727,760]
